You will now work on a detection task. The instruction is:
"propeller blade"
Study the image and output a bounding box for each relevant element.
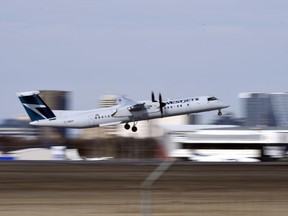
[151,91,157,102]
[159,93,166,107]
[159,93,166,117]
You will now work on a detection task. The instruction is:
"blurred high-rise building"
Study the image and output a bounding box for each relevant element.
[269,93,288,126]
[38,90,70,142]
[239,92,288,127]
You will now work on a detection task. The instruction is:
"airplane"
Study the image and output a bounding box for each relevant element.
[16,91,229,132]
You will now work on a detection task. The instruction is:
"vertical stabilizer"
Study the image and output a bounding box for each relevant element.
[16,91,56,121]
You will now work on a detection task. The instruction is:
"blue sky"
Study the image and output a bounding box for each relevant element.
[1,0,288,123]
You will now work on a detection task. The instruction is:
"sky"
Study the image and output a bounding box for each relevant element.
[1,0,288,123]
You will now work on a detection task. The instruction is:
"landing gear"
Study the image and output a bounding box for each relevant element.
[124,123,138,132]
[131,126,137,132]
[124,123,130,130]
[218,110,222,116]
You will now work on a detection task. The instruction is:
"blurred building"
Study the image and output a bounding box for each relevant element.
[0,117,39,138]
[211,112,244,126]
[38,90,70,141]
[270,93,288,126]
[239,92,288,127]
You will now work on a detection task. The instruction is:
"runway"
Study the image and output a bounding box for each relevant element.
[0,161,288,216]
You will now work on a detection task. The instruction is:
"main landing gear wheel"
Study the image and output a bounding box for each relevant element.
[124,123,130,130]
[218,110,222,116]
[124,123,138,132]
[131,126,137,132]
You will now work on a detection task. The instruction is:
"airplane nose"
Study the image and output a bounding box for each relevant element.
[221,101,230,109]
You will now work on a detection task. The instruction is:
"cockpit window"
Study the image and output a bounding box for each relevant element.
[207,97,217,101]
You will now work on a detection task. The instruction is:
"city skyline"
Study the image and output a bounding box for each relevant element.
[1,1,288,123]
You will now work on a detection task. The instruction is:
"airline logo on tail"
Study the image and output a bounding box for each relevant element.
[16,91,56,121]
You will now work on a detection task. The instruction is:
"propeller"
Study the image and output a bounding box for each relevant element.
[151,91,157,102]
[159,93,166,117]
[151,91,166,116]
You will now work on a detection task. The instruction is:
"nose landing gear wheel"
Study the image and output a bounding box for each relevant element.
[218,110,222,116]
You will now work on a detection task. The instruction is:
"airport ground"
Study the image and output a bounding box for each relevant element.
[0,161,287,216]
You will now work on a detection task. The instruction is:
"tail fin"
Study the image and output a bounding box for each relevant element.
[16,91,56,121]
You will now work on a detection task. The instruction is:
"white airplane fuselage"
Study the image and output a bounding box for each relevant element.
[30,95,228,128]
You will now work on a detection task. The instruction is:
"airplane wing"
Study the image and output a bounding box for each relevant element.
[116,96,137,105]
[116,96,146,112]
